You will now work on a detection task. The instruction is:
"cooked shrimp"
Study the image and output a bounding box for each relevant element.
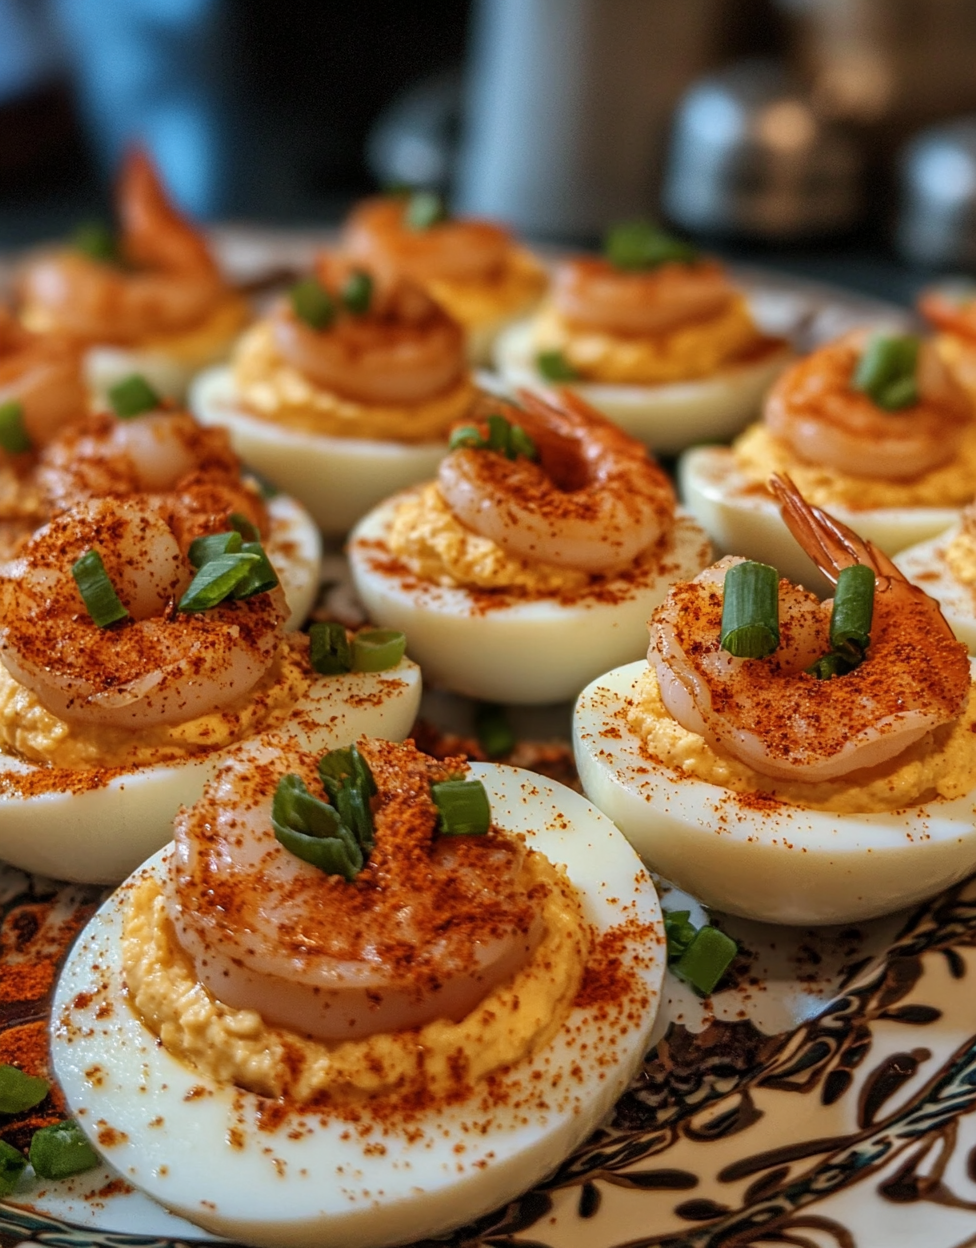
[18,148,224,344]
[342,195,511,284]
[165,736,543,1041]
[0,496,284,728]
[650,476,971,783]
[0,308,86,446]
[919,283,976,343]
[271,257,466,405]
[552,256,736,336]
[437,388,675,575]
[764,331,973,480]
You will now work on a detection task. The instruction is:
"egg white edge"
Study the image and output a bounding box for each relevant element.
[894,525,976,655]
[49,762,665,1248]
[264,492,322,631]
[190,366,449,536]
[0,659,421,885]
[573,659,976,926]
[492,319,792,454]
[348,491,712,705]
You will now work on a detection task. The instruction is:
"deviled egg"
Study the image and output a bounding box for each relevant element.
[895,501,976,654]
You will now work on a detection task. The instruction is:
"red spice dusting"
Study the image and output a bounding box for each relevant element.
[95,1124,128,1147]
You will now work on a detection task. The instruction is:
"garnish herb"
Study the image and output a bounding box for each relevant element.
[290,277,335,330]
[229,511,260,542]
[180,529,279,610]
[852,335,920,411]
[720,560,780,659]
[341,269,373,315]
[663,908,737,995]
[72,221,118,264]
[108,374,160,420]
[0,1065,48,1115]
[0,1140,26,1197]
[808,563,875,680]
[232,542,279,599]
[353,628,407,672]
[72,550,129,628]
[475,702,515,758]
[431,778,491,836]
[536,348,580,382]
[28,1121,100,1180]
[318,744,377,854]
[604,220,698,271]
[272,772,365,880]
[188,530,242,568]
[177,551,261,612]
[448,413,537,461]
[309,621,354,674]
[405,190,447,230]
[0,400,32,454]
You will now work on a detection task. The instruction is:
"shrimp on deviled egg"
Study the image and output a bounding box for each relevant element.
[341,190,547,364]
[18,149,249,401]
[51,735,664,1248]
[192,256,478,534]
[349,388,711,704]
[680,329,976,591]
[575,476,976,925]
[0,494,420,884]
[495,221,791,452]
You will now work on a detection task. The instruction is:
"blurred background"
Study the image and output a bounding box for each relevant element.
[4,0,976,303]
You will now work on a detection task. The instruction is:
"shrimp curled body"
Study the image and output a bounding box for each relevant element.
[0,308,86,446]
[437,389,675,575]
[649,477,971,782]
[764,332,973,480]
[0,497,284,729]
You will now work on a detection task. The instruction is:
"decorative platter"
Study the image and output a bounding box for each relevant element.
[3,237,970,1248]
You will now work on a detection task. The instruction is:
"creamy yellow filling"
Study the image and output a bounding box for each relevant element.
[232,321,476,442]
[425,247,548,332]
[628,665,976,813]
[123,850,587,1101]
[733,422,976,510]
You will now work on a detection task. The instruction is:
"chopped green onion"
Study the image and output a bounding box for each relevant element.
[486,412,510,454]
[449,424,485,451]
[604,220,698,271]
[108,374,160,419]
[475,702,515,758]
[290,277,335,330]
[341,269,373,315]
[229,511,260,542]
[508,423,537,460]
[0,400,32,454]
[807,651,858,681]
[72,220,118,264]
[72,550,129,628]
[271,773,363,880]
[720,560,779,659]
[829,563,874,655]
[405,190,447,230]
[231,541,280,599]
[318,745,376,854]
[852,335,920,411]
[673,924,737,996]
[28,1121,99,1180]
[0,1140,26,1196]
[0,1065,49,1114]
[536,349,580,382]
[431,778,491,836]
[662,909,698,962]
[353,628,406,672]
[309,621,353,674]
[177,552,260,612]
[188,530,243,569]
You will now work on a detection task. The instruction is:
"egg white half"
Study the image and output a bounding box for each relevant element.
[680,444,962,596]
[51,762,664,1248]
[0,659,421,885]
[493,319,792,455]
[574,660,976,925]
[191,366,448,536]
[895,526,976,654]
[264,493,322,630]
[85,346,213,405]
[348,493,711,705]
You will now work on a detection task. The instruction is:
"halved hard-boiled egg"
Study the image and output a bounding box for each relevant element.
[51,756,664,1248]
[895,519,976,654]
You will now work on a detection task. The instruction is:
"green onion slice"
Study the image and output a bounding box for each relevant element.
[673,924,737,996]
[108,374,160,420]
[0,400,31,454]
[290,277,335,330]
[353,628,406,672]
[431,778,491,836]
[475,702,515,759]
[341,269,373,315]
[188,530,242,569]
[852,335,920,411]
[177,552,260,612]
[0,1064,49,1114]
[271,773,363,880]
[318,743,377,803]
[28,1121,99,1181]
[309,621,353,674]
[508,423,537,460]
[449,424,485,451]
[0,1140,26,1197]
[231,541,280,599]
[536,349,580,382]
[604,220,698,271]
[486,412,510,454]
[405,190,447,230]
[229,511,260,542]
[72,220,118,264]
[829,563,874,656]
[720,560,779,659]
[662,909,698,962]
[72,550,129,627]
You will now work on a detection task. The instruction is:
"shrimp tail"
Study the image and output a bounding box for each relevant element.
[118,147,217,277]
